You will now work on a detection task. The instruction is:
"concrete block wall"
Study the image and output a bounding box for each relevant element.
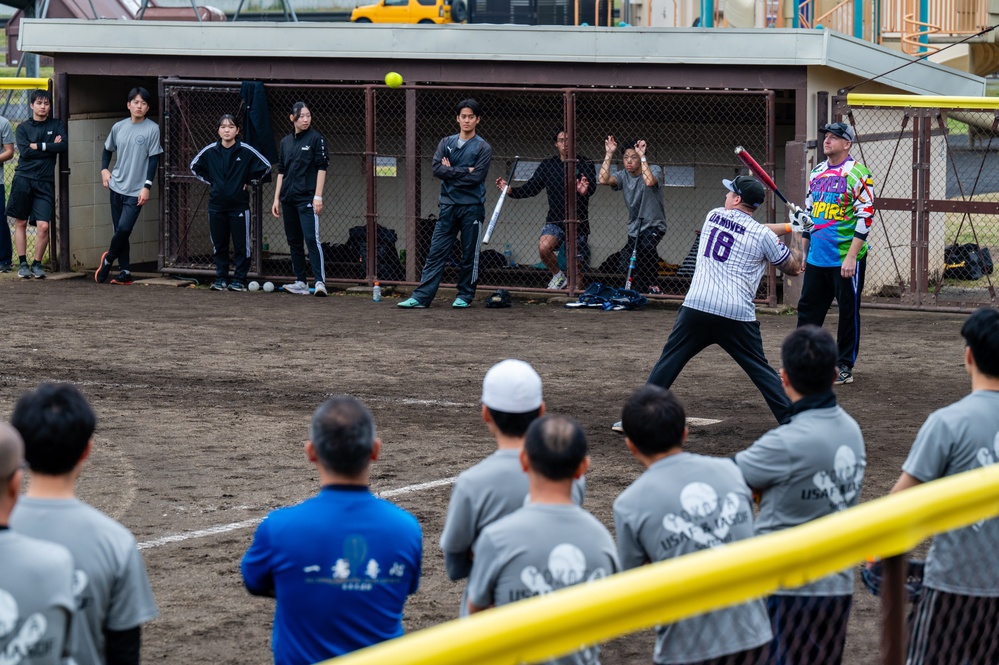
[67,114,161,272]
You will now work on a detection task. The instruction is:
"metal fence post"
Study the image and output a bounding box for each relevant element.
[880,554,908,665]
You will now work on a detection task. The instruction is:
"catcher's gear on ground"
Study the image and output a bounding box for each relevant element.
[861,559,925,603]
[788,206,814,233]
[484,289,512,308]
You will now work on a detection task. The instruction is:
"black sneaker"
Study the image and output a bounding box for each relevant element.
[95,251,112,283]
[210,278,228,291]
[110,272,133,285]
[227,281,247,292]
[0,261,11,273]
[835,366,854,385]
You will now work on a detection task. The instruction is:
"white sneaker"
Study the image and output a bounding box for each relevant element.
[314,282,328,297]
[284,280,310,295]
[546,272,567,290]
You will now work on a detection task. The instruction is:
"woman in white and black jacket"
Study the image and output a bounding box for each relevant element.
[191,114,272,292]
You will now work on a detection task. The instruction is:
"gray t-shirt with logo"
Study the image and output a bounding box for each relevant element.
[902,390,999,595]
[0,530,75,665]
[735,403,866,595]
[610,166,667,237]
[613,452,771,664]
[105,117,164,197]
[11,498,159,665]
[467,503,619,665]
[440,449,586,616]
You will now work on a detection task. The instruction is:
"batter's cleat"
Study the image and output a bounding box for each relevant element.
[313,282,328,297]
[397,297,425,309]
[284,280,310,295]
[17,262,30,278]
[546,272,567,290]
[612,421,625,433]
[0,261,11,273]
[835,366,854,385]
[95,252,112,283]
[210,278,227,291]
[452,297,472,308]
[227,281,246,292]
[110,271,133,285]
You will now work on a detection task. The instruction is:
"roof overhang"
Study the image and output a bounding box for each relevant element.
[19,20,985,97]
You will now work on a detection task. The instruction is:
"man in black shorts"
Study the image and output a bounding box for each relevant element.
[6,89,66,279]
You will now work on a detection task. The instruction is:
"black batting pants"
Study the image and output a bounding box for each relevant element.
[796,258,866,370]
[646,306,790,424]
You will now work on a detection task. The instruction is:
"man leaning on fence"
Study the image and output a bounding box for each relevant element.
[887,307,999,665]
[734,325,866,665]
[0,111,16,274]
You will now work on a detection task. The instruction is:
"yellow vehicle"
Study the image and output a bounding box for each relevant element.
[350,0,467,24]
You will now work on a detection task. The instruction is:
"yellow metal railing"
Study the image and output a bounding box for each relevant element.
[848,93,999,109]
[0,78,50,90]
[327,462,999,665]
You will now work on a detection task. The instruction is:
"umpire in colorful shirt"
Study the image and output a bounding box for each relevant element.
[796,121,875,386]
[398,98,492,309]
[735,325,865,665]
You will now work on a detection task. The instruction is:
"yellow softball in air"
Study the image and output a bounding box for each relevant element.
[385,72,404,88]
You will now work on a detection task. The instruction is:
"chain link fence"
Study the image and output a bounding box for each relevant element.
[161,80,778,301]
[839,99,998,309]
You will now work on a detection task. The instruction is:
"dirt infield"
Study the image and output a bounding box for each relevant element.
[0,274,975,664]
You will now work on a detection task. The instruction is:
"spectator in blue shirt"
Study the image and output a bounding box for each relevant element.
[241,396,422,665]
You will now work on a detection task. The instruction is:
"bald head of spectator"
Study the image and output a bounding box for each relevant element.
[0,423,25,523]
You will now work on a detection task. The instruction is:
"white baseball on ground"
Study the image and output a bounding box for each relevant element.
[248,281,260,292]
[263,282,275,293]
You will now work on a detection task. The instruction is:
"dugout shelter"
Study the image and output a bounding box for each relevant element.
[18,19,983,306]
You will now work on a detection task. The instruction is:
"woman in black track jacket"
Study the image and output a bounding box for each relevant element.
[191,114,272,291]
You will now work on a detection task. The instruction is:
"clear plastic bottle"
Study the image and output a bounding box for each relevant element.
[372,281,382,302]
[504,243,513,267]
[262,235,270,259]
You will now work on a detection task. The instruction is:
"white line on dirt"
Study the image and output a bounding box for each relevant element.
[136,476,459,551]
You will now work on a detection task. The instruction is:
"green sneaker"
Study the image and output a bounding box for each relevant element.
[452,297,471,308]
[397,297,426,309]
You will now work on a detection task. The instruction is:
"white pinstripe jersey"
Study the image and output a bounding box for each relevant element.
[684,206,790,322]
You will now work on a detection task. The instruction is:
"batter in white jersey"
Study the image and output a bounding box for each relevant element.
[622,176,804,428]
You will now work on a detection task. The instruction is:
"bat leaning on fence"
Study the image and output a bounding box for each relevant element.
[483,157,520,245]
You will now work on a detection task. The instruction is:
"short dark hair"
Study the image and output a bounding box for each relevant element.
[523,414,586,481]
[551,127,566,143]
[309,396,376,477]
[621,384,685,455]
[30,89,51,105]
[455,98,482,117]
[781,325,838,395]
[962,307,999,377]
[11,383,96,475]
[487,406,542,438]
[128,87,152,105]
[291,101,311,121]
[218,113,240,129]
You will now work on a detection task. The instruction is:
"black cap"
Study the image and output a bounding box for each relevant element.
[819,121,855,142]
[723,175,766,208]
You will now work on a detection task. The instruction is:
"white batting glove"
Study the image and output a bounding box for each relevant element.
[788,205,814,233]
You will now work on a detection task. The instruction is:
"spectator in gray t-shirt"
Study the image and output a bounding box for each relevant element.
[467,415,618,665]
[735,325,864,665]
[0,422,76,665]
[0,116,16,273]
[440,359,584,617]
[10,384,158,665]
[888,307,999,665]
[615,385,771,665]
[598,136,667,294]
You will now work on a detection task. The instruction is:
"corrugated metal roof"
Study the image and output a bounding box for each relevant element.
[18,19,985,97]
